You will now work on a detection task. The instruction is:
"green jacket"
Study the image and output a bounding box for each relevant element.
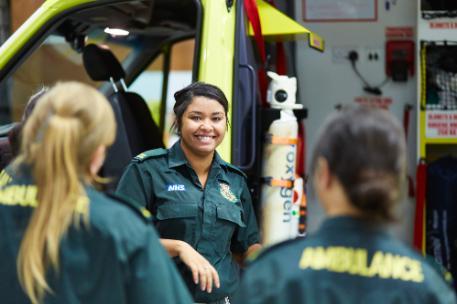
[0,165,192,304]
[116,142,260,302]
[234,216,457,304]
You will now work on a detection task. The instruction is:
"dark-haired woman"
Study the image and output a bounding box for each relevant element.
[116,82,261,303]
[233,106,456,304]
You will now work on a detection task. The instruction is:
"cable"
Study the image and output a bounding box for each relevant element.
[347,50,389,96]
[350,60,370,87]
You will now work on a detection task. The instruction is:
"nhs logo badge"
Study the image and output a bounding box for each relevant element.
[167,184,186,192]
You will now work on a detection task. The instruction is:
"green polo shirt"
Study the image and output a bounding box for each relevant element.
[116,142,260,302]
[233,216,457,304]
[0,165,192,304]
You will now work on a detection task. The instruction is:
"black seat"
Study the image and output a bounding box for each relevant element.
[0,136,13,171]
[0,123,16,171]
[82,44,164,190]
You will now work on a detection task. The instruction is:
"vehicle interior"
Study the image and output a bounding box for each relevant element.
[0,0,202,189]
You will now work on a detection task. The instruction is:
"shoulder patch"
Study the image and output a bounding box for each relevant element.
[223,162,247,179]
[248,237,304,265]
[133,148,167,162]
[106,193,152,223]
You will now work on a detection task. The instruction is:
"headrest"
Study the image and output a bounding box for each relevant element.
[0,123,14,137]
[82,44,125,81]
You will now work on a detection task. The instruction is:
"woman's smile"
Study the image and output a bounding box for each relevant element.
[194,134,217,143]
[180,96,227,157]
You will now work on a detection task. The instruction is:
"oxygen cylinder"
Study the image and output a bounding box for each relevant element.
[261,71,302,246]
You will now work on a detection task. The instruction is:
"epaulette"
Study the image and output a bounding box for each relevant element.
[106,193,152,223]
[247,237,304,265]
[223,162,247,179]
[133,148,167,162]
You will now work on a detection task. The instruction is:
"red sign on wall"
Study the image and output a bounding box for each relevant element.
[426,111,457,138]
[429,22,457,29]
[385,27,414,39]
[354,96,393,109]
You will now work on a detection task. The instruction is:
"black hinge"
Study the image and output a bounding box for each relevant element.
[226,0,234,12]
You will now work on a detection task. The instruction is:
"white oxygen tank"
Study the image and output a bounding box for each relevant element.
[261,71,302,246]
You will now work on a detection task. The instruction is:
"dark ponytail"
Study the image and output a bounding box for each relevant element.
[311,106,406,222]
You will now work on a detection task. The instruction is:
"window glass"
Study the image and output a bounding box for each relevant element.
[5,32,132,124]
[8,35,95,123]
[130,54,164,126]
[4,33,196,144]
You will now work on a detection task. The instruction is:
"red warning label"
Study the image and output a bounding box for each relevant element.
[354,96,393,109]
[385,27,414,39]
[426,111,457,138]
[429,22,457,29]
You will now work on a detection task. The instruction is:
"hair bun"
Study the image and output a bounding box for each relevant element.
[348,176,397,221]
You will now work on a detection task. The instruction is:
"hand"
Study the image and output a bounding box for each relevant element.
[177,241,220,293]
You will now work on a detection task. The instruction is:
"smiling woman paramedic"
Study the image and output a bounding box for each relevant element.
[116,82,261,303]
[0,82,192,304]
[233,106,457,304]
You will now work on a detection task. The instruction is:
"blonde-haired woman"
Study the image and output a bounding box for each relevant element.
[0,82,191,304]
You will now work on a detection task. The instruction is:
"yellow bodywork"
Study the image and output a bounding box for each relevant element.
[0,0,95,69]
[248,0,324,51]
[198,0,236,160]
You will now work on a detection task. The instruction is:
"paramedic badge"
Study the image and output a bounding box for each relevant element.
[134,153,146,160]
[219,183,237,202]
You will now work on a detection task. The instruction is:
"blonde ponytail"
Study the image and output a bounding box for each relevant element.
[15,82,116,304]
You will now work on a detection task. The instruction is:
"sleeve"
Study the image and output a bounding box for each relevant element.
[433,285,457,304]
[423,259,457,304]
[115,163,153,210]
[231,180,260,254]
[126,226,193,304]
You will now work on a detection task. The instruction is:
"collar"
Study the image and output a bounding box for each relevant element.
[168,141,189,168]
[213,153,231,184]
[5,162,93,189]
[167,141,230,183]
[318,215,387,234]
[4,162,33,185]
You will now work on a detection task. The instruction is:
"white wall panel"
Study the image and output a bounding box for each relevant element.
[294,0,417,242]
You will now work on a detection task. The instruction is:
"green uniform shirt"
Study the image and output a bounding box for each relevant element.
[0,165,192,304]
[234,216,457,304]
[116,142,260,302]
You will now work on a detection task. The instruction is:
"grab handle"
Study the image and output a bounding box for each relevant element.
[238,63,257,170]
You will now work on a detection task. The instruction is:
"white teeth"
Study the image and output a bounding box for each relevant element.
[196,135,214,142]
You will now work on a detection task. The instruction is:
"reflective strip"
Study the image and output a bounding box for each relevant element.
[265,134,298,145]
[262,177,294,188]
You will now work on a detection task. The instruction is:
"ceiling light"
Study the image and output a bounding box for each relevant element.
[104,27,129,36]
